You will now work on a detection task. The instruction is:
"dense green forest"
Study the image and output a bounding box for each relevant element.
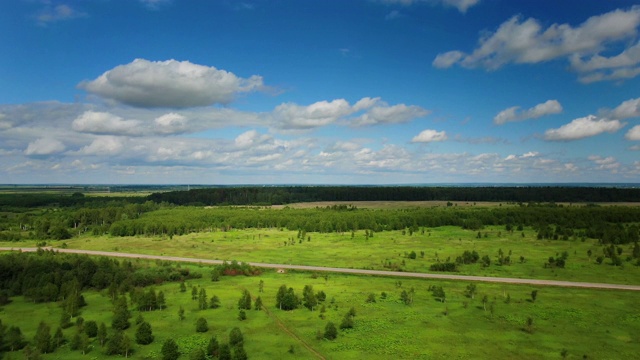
[1,189,640,246]
[148,186,640,205]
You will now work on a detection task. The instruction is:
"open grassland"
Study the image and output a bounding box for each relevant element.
[22,226,639,286]
[1,263,638,359]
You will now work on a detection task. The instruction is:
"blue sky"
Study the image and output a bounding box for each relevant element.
[1,0,640,184]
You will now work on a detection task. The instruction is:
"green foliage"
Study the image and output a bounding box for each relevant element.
[198,288,208,310]
[237,289,251,310]
[210,295,221,309]
[206,336,219,358]
[161,338,180,360]
[254,295,263,310]
[302,285,317,310]
[33,321,51,354]
[111,296,131,330]
[276,285,299,311]
[219,343,232,360]
[189,347,206,360]
[229,327,243,347]
[83,320,97,338]
[429,262,457,272]
[195,318,208,333]
[324,321,338,340]
[135,321,154,345]
[97,322,108,347]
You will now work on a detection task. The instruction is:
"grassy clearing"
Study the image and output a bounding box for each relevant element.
[1,264,638,359]
[24,226,640,285]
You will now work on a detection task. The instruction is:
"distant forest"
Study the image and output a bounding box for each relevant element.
[147,186,640,206]
[2,186,640,209]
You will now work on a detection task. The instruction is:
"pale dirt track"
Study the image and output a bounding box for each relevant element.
[2,247,640,291]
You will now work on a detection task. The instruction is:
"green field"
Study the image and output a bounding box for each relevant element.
[1,262,638,360]
[1,191,640,359]
[19,225,639,286]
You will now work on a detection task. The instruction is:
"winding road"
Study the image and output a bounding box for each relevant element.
[2,247,639,291]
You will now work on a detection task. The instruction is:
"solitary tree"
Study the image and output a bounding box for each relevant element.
[178,306,185,321]
[219,343,232,360]
[112,296,131,330]
[229,327,244,347]
[84,320,98,338]
[135,321,154,345]
[199,288,208,310]
[238,289,252,310]
[531,290,538,303]
[254,296,263,310]
[161,338,180,360]
[210,295,221,309]
[6,326,26,351]
[33,321,52,354]
[207,336,220,358]
[465,284,477,299]
[97,322,108,346]
[525,316,534,333]
[196,317,209,333]
[324,322,338,340]
[52,327,66,349]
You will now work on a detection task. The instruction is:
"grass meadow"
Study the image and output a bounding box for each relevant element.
[25,225,640,285]
[0,262,638,359]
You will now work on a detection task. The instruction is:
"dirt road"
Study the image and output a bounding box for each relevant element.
[2,247,639,291]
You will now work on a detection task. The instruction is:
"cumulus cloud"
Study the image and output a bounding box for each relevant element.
[411,129,448,143]
[611,97,640,119]
[36,4,87,25]
[351,103,429,126]
[626,125,640,140]
[154,113,188,134]
[272,97,428,130]
[77,137,125,156]
[24,138,66,156]
[72,111,142,136]
[494,100,562,125]
[234,130,272,149]
[433,6,640,82]
[544,115,624,141]
[588,155,620,172]
[78,59,265,108]
[273,99,352,129]
[381,0,480,13]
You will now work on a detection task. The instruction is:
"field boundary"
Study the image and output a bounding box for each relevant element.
[1,247,639,291]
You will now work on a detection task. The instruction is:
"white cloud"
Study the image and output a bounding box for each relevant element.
[273,99,352,129]
[544,115,624,141]
[352,103,429,126]
[433,51,464,69]
[77,137,124,156]
[78,59,265,108]
[588,155,621,172]
[494,100,562,125]
[154,113,188,134]
[611,97,640,119]
[272,98,428,130]
[36,4,87,25]
[626,125,640,140]
[72,111,142,136]
[411,129,448,143]
[234,130,271,149]
[24,138,66,156]
[381,0,480,13]
[433,6,640,82]
[139,0,171,10]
